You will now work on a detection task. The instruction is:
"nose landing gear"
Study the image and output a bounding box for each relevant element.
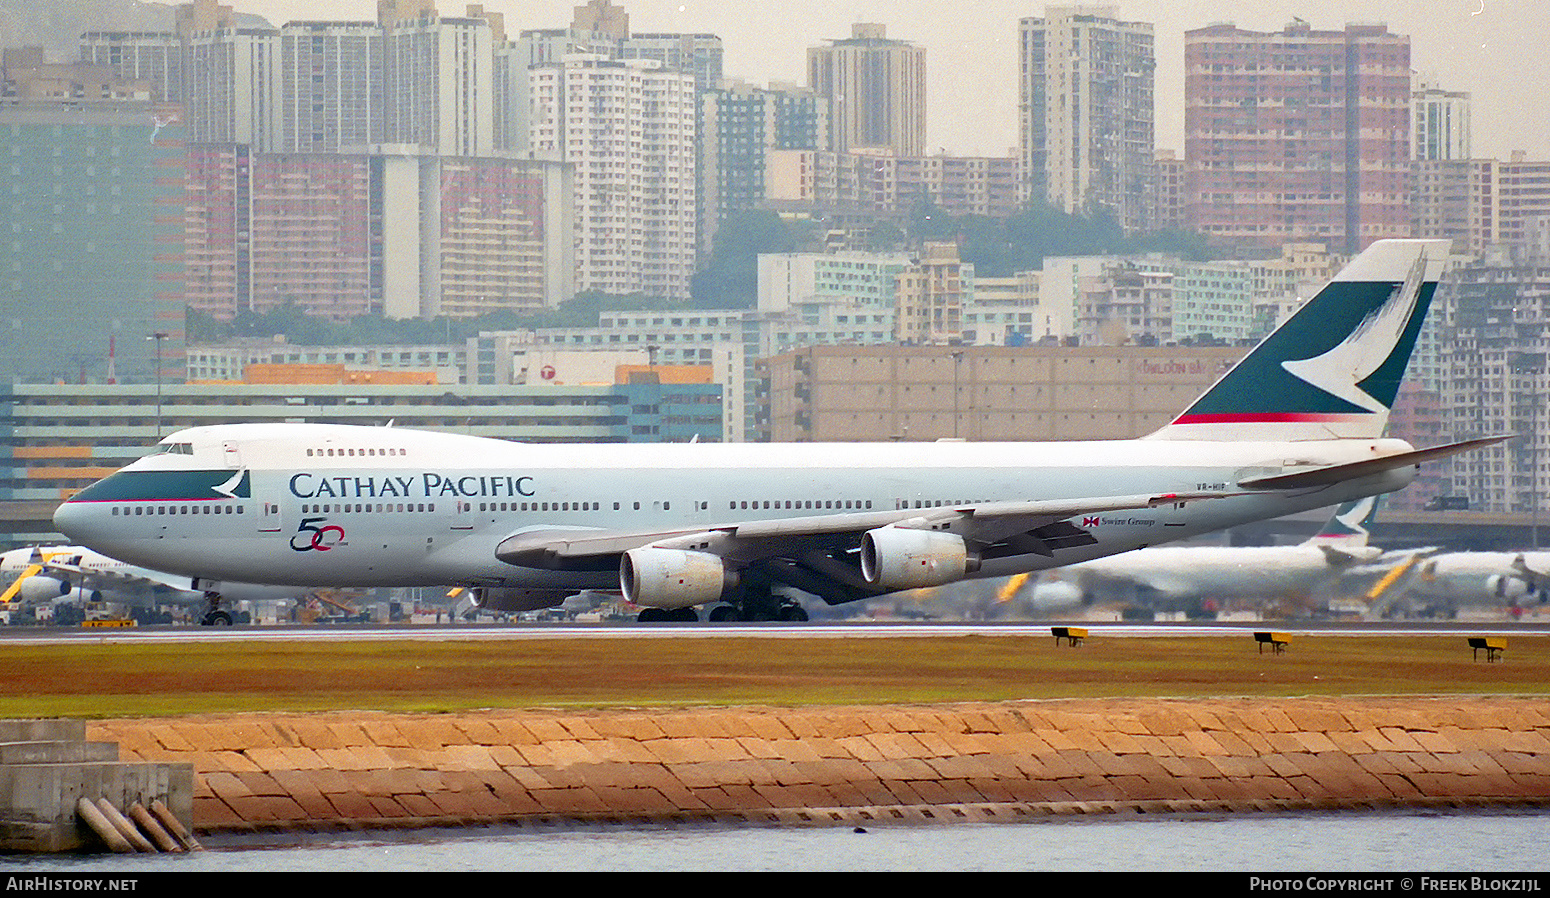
[199,591,233,626]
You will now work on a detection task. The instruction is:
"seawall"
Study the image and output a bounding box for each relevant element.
[86,696,1550,833]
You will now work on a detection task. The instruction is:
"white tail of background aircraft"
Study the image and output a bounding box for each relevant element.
[54,239,1502,623]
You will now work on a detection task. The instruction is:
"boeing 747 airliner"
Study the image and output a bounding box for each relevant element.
[53,239,1499,623]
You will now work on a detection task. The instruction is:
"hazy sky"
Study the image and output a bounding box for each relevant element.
[237,0,1549,159]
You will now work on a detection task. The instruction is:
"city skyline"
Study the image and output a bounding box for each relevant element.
[221,0,1550,161]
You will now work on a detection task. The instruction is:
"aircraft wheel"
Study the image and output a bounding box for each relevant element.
[779,603,809,622]
[670,607,699,623]
[202,610,233,627]
[637,607,666,623]
[708,604,738,622]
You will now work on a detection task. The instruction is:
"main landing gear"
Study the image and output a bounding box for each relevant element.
[199,591,233,627]
[634,577,810,623]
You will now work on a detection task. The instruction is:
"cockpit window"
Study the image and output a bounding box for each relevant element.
[155,442,195,456]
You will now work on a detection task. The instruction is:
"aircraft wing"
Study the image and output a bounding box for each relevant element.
[495,490,1229,605]
[37,559,195,596]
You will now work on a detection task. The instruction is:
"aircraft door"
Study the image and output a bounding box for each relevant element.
[258,499,284,533]
[451,499,474,531]
[222,440,242,468]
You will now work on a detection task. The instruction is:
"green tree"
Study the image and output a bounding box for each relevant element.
[691,210,798,309]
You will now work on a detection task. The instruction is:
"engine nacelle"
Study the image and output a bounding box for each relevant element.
[12,577,70,604]
[860,527,972,590]
[620,548,732,610]
[1489,576,1530,601]
[470,587,566,613]
[61,587,103,605]
[1027,579,1085,611]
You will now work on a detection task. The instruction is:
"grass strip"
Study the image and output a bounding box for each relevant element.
[2,633,1544,718]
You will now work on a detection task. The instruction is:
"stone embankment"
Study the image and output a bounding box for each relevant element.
[87,696,1550,833]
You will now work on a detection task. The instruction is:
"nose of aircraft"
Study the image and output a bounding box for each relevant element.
[52,499,96,544]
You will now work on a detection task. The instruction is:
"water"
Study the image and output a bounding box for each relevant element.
[4,809,1547,872]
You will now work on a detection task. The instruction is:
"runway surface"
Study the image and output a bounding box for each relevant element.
[3,620,1547,645]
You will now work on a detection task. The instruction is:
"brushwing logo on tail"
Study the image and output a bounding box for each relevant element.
[1280,252,1428,416]
[1316,496,1378,540]
[1170,244,1436,426]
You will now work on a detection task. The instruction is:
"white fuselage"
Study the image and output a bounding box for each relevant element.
[1406,552,1550,609]
[52,423,1418,597]
[1043,543,1379,598]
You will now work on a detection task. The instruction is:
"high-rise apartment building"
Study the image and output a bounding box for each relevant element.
[1413,79,1470,162]
[379,3,494,157]
[1153,150,1186,232]
[1438,261,1550,514]
[277,21,382,153]
[1020,7,1155,234]
[503,2,720,157]
[701,81,827,249]
[764,149,1019,223]
[1412,153,1550,257]
[807,24,926,156]
[1185,20,1412,254]
[85,1,499,156]
[182,22,280,147]
[79,31,185,104]
[530,55,696,300]
[185,148,572,320]
[622,32,723,97]
[894,243,968,345]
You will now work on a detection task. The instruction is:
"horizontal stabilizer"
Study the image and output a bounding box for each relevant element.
[1237,435,1511,491]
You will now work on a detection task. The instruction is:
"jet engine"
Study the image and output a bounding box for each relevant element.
[620,548,733,609]
[61,587,103,604]
[469,587,566,613]
[860,527,973,590]
[10,576,70,604]
[1489,576,1530,601]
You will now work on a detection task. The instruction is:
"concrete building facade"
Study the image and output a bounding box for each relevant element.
[1184,20,1412,254]
[764,344,1243,443]
[530,55,696,301]
[700,81,827,251]
[184,148,572,321]
[807,24,926,156]
[1437,261,1550,516]
[1412,80,1470,162]
[1020,7,1155,233]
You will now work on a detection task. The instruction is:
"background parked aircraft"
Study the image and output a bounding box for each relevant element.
[0,545,300,625]
[1013,498,1434,618]
[1371,550,1550,619]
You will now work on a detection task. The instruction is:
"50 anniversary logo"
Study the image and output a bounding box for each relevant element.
[291,517,345,552]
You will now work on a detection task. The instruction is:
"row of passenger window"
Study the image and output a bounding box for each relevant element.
[111,505,243,516]
[461,498,985,515]
[476,502,602,512]
[732,499,874,511]
[305,447,406,457]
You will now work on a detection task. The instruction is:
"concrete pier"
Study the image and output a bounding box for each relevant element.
[81,695,1550,834]
[0,719,194,852]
